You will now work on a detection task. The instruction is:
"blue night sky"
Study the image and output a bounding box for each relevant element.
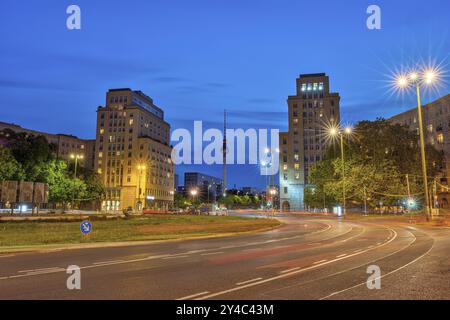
[1,0,449,189]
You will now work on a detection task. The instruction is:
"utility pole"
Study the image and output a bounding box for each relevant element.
[340,133,346,216]
[406,174,411,199]
[363,186,367,215]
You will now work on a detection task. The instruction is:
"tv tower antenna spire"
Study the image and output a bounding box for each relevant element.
[223,110,227,196]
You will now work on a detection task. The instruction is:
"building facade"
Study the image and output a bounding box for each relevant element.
[94,89,174,211]
[0,121,95,170]
[184,172,223,202]
[389,94,450,208]
[279,73,340,211]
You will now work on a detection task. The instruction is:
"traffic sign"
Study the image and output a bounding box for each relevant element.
[80,220,92,235]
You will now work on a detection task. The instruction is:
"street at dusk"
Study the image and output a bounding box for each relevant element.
[1,213,448,300]
[1,0,450,315]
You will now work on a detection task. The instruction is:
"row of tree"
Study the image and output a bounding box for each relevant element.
[0,129,104,208]
[174,191,263,209]
[304,119,444,210]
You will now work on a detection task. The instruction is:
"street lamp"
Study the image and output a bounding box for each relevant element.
[328,125,353,216]
[395,67,439,221]
[137,165,146,211]
[70,153,84,179]
[190,188,198,202]
[70,153,84,209]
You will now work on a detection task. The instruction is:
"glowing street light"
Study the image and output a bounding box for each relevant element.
[327,125,353,216]
[394,67,440,220]
[70,153,84,209]
[137,165,146,211]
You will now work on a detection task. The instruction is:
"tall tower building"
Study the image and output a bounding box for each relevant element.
[94,89,174,211]
[279,73,340,211]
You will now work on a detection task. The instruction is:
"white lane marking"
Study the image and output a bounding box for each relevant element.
[189,228,398,300]
[201,252,224,256]
[186,250,208,254]
[336,254,347,258]
[264,229,417,297]
[93,260,125,265]
[280,267,300,274]
[321,237,434,300]
[0,277,8,280]
[21,268,66,275]
[162,255,189,260]
[353,249,363,253]
[0,254,15,259]
[236,278,263,286]
[177,291,210,301]
[313,259,328,265]
[19,267,61,273]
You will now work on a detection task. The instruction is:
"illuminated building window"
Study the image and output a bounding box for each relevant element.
[294,154,299,161]
[295,173,300,180]
[129,119,134,125]
[98,152,103,158]
[283,164,288,170]
[313,83,318,91]
[437,133,444,144]
[294,163,300,170]
[301,84,306,92]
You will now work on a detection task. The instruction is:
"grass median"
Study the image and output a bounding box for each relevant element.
[0,215,280,250]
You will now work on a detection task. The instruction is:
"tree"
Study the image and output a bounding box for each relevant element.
[306,119,444,211]
[0,146,24,181]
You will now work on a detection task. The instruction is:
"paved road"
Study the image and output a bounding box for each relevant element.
[0,214,449,300]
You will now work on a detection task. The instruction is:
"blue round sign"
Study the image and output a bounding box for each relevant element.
[80,220,92,235]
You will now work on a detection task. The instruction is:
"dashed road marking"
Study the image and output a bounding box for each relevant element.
[201,252,224,256]
[280,267,301,274]
[313,259,328,265]
[236,278,263,286]
[177,291,210,300]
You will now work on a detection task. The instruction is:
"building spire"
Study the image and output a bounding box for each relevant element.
[223,109,227,195]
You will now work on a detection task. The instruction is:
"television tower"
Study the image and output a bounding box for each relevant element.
[222,110,227,195]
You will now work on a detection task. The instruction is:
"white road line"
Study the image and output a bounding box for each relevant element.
[190,228,398,300]
[19,267,62,273]
[162,255,189,260]
[321,238,434,300]
[280,267,300,274]
[336,254,347,258]
[313,259,328,265]
[186,250,208,254]
[0,254,15,259]
[93,260,124,265]
[0,277,8,280]
[353,249,362,253]
[201,252,224,256]
[236,278,263,286]
[177,291,210,301]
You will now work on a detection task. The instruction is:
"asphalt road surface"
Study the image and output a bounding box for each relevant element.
[0,214,449,300]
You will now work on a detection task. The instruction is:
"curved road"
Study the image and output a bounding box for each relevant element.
[0,213,449,299]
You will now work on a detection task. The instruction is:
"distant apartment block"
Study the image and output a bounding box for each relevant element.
[0,121,95,170]
[279,73,340,211]
[94,89,174,211]
[389,94,450,208]
[184,172,223,202]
